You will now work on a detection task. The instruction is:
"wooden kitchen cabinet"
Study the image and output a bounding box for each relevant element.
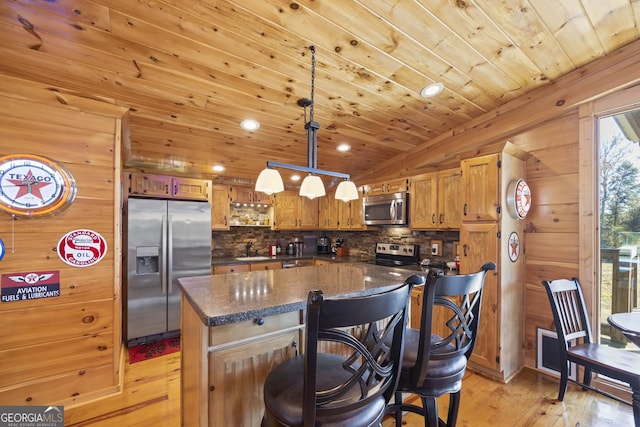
[181,299,302,427]
[363,177,408,196]
[128,173,210,201]
[319,189,365,230]
[250,261,282,271]
[212,261,282,274]
[338,192,364,230]
[410,284,459,339]
[461,154,500,222]
[229,186,273,205]
[210,184,230,230]
[409,168,461,229]
[439,168,462,228]
[409,172,438,229]
[212,263,250,275]
[318,193,339,230]
[273,191,318,230]
[459,222,500,373]
[458,145,527,382]
[314,259,334,266]
[410,286,423,329]
[208,329,299,426]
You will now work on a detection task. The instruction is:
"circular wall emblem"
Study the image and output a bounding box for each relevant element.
[0,154,77,217]
[508,231,520,262]
[506,179,531,219]
[57,229,107,267]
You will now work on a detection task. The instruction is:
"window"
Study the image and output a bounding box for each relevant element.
[597,112,640,349]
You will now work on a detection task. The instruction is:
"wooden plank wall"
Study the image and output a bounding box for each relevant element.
[0,74,128,406]
[504,112,580,367]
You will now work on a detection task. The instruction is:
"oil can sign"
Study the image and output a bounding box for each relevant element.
[57,229,107,267]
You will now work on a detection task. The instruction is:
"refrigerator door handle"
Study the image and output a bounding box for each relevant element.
[161,215,168,295]
[167,215,173,294]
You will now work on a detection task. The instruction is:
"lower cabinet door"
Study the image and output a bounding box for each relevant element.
[208,330,300,427]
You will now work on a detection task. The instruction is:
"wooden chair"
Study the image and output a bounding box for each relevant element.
[262,274,425,427]
[542,278,640,427]
[387,262,495,427]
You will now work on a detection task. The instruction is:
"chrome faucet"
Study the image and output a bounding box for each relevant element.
[246,241,254,257]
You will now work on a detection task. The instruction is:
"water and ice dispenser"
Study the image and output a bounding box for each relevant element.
[136,246,159,274]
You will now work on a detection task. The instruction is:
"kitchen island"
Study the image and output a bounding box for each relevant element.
[178,262,419,427]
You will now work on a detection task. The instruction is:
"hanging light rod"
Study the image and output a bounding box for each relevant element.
[265,161,350,180]
[255,45,358,201]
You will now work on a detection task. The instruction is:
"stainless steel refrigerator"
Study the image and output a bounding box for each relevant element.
[125,198,211,347]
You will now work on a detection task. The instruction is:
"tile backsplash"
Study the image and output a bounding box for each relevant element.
[212,226,460,262]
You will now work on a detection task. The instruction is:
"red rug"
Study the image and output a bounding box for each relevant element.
[128,336,180,364]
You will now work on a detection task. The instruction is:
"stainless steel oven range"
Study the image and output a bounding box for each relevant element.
[373,242,420,269]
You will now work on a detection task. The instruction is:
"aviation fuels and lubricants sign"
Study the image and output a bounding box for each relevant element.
[1,271,60,303]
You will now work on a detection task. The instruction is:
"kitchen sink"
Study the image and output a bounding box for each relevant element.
[235,256,271,261]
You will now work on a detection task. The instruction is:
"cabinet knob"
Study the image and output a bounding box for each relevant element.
[255,318,265,326]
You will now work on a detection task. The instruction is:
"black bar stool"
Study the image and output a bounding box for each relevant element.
[262,274,425,426]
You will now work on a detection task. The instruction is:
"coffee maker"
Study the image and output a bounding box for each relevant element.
[317,234,331,254]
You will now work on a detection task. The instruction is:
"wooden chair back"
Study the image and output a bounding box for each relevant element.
[412,262,495,386]
[542,277,593,349]
[302,275,424,425]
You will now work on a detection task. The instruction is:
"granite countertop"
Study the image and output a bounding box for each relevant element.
[211,254,369,266]
[178,263,423,327]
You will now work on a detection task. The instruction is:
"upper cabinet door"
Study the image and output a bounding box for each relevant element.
[172,177,210,201]
[409,169,460,230]
[438,168,462,228]
[409,172,438,229]
[273,191,298,229]
[364,177,408,196]
[461,154,500,222]
[211,185,230,230]
[129,173,209,201]
[298,197,319,229]
[230,186,273,204]
[319,194,339,230]
[129,173,171,197]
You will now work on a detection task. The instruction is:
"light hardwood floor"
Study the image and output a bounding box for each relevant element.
[64,350,634,426]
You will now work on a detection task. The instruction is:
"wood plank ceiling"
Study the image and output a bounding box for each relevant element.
[1,0,639,188]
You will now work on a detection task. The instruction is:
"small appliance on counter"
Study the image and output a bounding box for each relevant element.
[287,242,295,256]
[317,234,331,254]
[335,238,349,257]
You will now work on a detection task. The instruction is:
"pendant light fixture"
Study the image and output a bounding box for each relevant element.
[254,46,359,201]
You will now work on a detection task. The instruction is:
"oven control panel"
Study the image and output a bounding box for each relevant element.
[375,243,418,257]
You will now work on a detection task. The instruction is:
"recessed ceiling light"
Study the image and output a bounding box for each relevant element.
[240,119,260,131]
[337,143,351,152]
[420,82,444,98]
[291,174,301,182]
[212,165,225,172]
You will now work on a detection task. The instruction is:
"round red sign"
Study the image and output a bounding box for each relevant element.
[57,229,107,267]
[506,179,532,219]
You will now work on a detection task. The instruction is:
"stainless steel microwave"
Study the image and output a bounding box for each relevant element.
[363,192,407,225]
